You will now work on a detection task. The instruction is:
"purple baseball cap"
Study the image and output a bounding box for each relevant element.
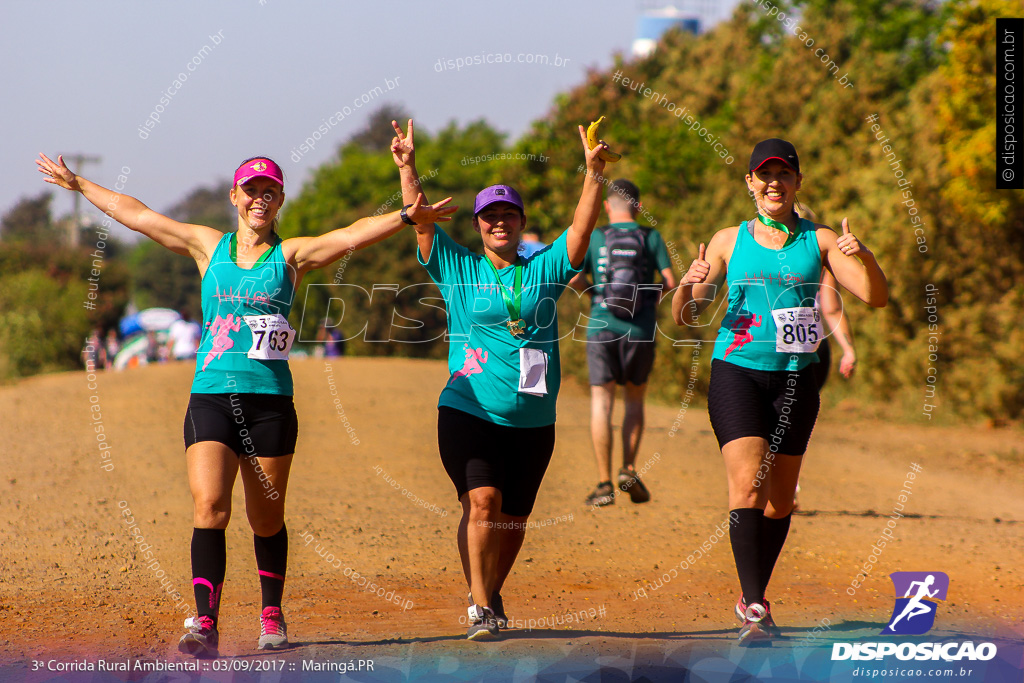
[474,185,524,215]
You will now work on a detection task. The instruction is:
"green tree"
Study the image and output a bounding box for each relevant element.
[1,192,61,244]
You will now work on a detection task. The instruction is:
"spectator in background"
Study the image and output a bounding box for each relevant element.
[82,328,106,370]
[104,329,121,369]
[315,318,345,358]
[167,307,202,362]
[518,227,546,259]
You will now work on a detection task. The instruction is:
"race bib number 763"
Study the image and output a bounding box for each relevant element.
[243,314,296,361]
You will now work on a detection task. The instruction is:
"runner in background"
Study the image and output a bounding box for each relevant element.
[391,119,608,640]
[570,179,676,507]
[37,150,454,656]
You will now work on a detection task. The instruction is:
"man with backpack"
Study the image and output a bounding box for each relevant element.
[571,179,676,507]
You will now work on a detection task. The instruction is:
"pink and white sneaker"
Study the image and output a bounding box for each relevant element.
[178,615,219,658]
[258,606,289,650]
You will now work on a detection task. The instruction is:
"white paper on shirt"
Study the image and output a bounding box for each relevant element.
[244,313,296,360]
[519,348,548,396]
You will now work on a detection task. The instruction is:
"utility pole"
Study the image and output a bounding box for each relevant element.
[64,154,101,247]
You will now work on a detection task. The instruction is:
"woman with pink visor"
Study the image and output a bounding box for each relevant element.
[37,150,454,656]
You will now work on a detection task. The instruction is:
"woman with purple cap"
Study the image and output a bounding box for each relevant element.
[36,151,454,656]
[671,138,888,645]
[390,120,609,640]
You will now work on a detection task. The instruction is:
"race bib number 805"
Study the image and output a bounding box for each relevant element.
[244,314,296,361]
[772,306,823,353]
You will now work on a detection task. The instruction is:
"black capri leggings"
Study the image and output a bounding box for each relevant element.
[707,358,820,455]
[437,406,555,517]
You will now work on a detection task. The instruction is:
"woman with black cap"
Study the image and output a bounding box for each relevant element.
[671,138,888,644]
[37,150,454,656]
[389,119,609,640]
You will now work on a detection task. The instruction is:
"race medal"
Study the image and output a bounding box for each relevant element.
[243,313,296,360]
[772,306,823,353]
[483,256,525,338]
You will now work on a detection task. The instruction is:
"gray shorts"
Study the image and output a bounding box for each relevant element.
[586,331,656,386]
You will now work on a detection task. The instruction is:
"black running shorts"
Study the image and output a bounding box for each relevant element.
[437,406,555,517]
[586,330,656,386]
[184,393,298,458]
[706,358,820,455]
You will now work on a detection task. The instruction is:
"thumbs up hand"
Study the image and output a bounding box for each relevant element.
[836,218,870,258]
[684,243,711,284]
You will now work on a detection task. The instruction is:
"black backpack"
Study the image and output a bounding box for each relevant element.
[596,225,651,320]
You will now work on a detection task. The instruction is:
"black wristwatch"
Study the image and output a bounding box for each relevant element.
[400,204,417,225]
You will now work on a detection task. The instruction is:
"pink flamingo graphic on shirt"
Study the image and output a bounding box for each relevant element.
[448,345,488,385]
[202,314,242,371]
[723,313,762,358]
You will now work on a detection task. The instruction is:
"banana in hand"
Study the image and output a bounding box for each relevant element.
[586,116,622,163]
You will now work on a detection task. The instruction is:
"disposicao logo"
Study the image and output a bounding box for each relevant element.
[881,571,948,635]
[831,571,998,663]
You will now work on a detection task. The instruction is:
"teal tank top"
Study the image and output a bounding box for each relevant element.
[711,218,822,372]
[191,233,296,395]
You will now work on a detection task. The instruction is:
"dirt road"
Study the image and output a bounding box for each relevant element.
[1,358,1021,681]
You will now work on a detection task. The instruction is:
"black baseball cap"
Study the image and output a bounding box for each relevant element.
[748,138,800,173]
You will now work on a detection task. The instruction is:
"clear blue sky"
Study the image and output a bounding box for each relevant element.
[1,1,739,241]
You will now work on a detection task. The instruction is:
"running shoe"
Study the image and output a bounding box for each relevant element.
[617,466,651,503]
[466,604,500,641]
[258,606,289,650]
[468,591,509,629]
[737,601,772,646]
[585,481,616,507]
[491,592,509,629]
[736,596,780,636]
[468,589,507,626]
[178,615,219,658]
[734,596,747,623]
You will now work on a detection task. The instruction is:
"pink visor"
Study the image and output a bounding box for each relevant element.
[234,158,284,188]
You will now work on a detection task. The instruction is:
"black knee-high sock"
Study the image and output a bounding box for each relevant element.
[759,513,792,594]
[191,528,226,622]
[254,525,288,609]
[729,508,765,605]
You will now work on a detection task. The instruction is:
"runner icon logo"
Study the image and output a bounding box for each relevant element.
[881,571,949,635]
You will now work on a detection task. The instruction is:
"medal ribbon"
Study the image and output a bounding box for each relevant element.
[482,257,523,333]
[755,212,800,247]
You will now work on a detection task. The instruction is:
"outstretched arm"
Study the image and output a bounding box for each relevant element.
[821,218,888,308]
[288,192,456,274]
[565,126,609,268]
[36,153,222,262]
